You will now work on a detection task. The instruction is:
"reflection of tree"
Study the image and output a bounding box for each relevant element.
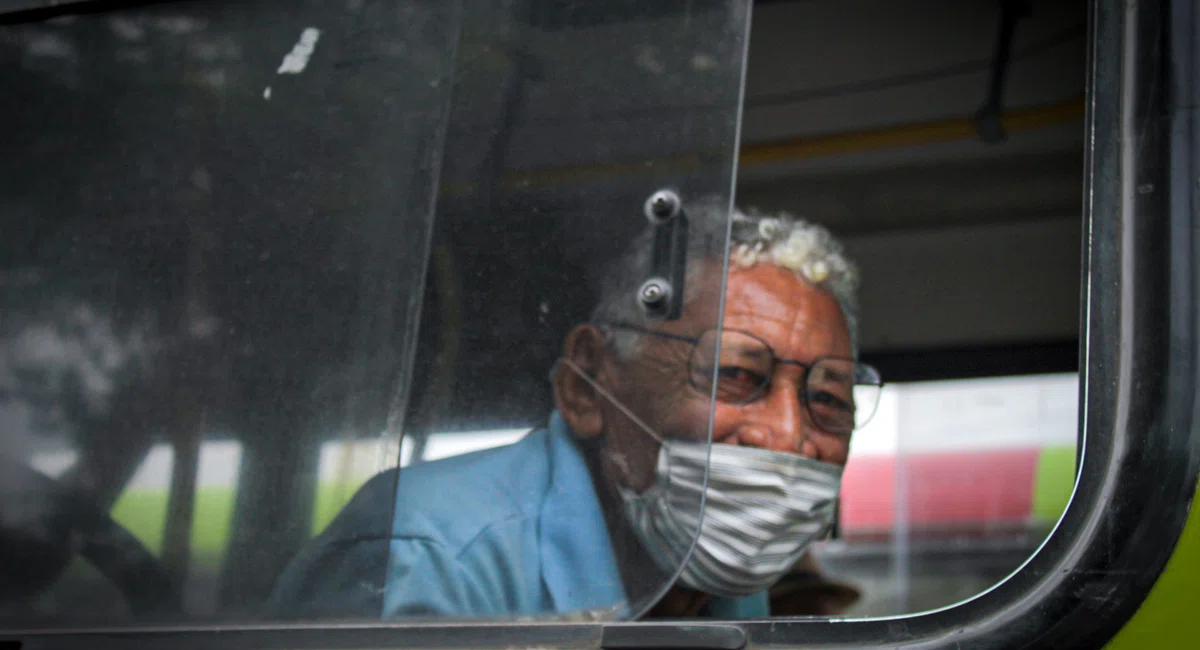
[2,1,461,615]
[0,274,172,614]
[0,281,157,487]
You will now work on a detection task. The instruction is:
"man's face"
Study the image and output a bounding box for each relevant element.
[597,262,854,492]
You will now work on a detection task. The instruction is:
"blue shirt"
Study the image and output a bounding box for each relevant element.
[269,412,768,619]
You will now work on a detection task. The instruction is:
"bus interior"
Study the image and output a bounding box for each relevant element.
[3,0,1195,648]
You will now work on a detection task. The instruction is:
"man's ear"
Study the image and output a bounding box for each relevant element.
[553,324,612,439]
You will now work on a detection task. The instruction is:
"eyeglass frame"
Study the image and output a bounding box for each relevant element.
[597,321,884,435]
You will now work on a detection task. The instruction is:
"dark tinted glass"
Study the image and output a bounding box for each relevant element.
[1,0,751,628]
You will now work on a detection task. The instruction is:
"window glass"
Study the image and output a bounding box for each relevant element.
[1,0,463,626]
[813,373,1078,616]
[2,0,1097,635]
[375,0,751,621]
[1,0,751,628]
[737,0,1086,621]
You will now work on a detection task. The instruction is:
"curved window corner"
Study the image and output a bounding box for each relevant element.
[3,0,1199,648]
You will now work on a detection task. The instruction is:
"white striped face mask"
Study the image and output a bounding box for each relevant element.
[558,358,844,599]
[622,440,842,598]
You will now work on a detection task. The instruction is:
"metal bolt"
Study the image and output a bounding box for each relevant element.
[641,283,664,303]
[639,279,670,307]
[644,190,681,222]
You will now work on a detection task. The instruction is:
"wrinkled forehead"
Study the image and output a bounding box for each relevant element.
[676,260,852,360]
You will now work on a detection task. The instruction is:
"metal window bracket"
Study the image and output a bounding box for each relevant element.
[639,190,689,321]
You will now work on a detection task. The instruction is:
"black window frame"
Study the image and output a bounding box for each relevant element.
[3,0,1199,648]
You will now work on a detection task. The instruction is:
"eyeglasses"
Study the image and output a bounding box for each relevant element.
[601,322,883,436]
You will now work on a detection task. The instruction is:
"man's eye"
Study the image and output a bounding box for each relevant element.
[718,366,763,384]
[715,366,765,400]
[808,389,854,414]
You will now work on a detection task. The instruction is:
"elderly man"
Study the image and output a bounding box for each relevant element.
[268,203,880,620]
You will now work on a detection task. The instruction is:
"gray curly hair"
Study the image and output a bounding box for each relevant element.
[590,199,860,357]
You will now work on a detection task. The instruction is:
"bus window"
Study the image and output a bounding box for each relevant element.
[0,0,750,627]
[735,0,1086,619]
[4,0,1200,648]
[815,372,1078,616]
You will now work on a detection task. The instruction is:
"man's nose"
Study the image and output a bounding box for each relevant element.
[734,380,821,458]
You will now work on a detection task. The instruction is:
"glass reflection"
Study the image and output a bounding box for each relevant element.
[269,201,870,621]
[815,373,1079,616]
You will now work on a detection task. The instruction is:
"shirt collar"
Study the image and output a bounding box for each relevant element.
[537,411,629,616]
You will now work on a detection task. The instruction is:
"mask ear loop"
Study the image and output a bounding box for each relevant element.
[555,357,666,445]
